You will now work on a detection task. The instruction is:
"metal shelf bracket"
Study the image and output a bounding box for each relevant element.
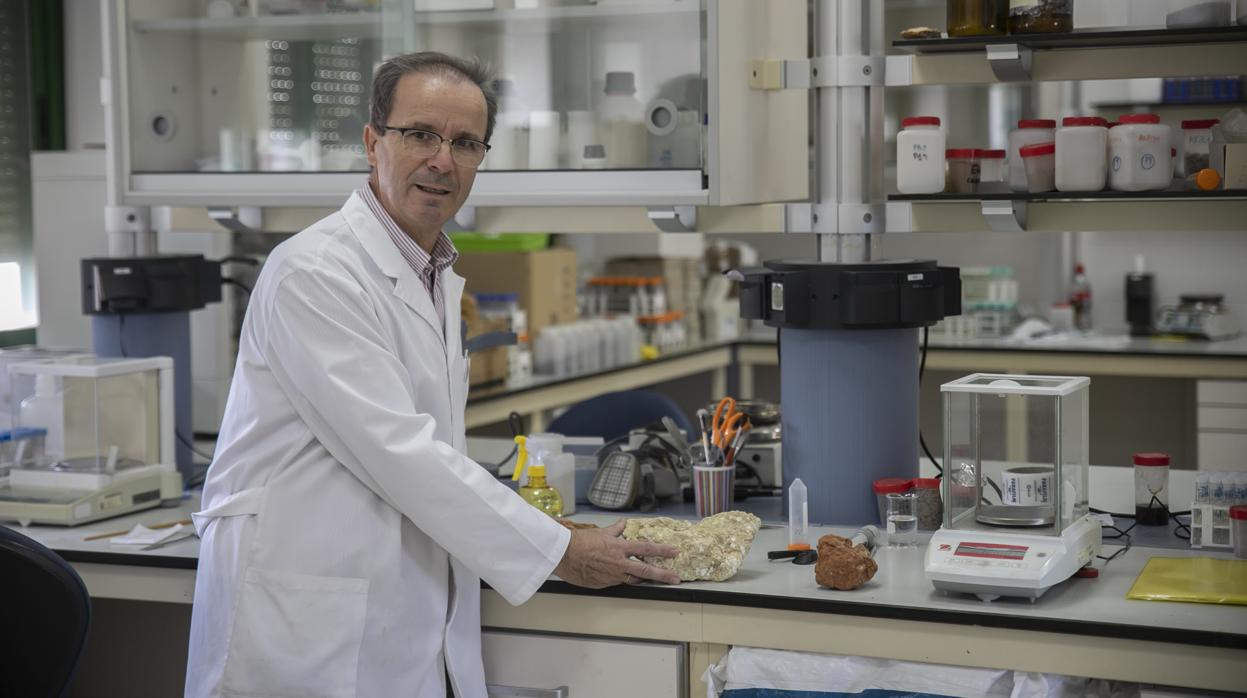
[207,206,262,235]
[981,199,1028,232]
[986,43,1033,81]
[647,205,697,233]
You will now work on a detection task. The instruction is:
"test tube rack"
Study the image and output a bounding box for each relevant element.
[1189,504,1236,550]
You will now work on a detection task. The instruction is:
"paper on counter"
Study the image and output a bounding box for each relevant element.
[111,522,190,547]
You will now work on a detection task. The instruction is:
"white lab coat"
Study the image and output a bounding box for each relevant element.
[185,191,570,698]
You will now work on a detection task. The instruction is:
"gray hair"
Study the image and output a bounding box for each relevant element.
[369,51,497,143]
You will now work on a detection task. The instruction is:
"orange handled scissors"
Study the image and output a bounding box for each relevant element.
[712,397,749,450]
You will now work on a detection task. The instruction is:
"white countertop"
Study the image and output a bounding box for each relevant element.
[555,513,1246,644]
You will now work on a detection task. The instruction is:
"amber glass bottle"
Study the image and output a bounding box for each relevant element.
[1008,0,1074,34]
[947,0,1009,37]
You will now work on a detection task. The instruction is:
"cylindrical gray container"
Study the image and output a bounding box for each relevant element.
[780,326,919,524]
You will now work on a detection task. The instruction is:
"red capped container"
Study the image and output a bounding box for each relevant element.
[1178,118,1221,177]
[898,116,946,194]
[1009,119,1058,191]
[979,148,1007,183]
[946,148,980,194]
[912,477,943,530]
[1134,452,1170,525]
[1232,505,1247,559]
[1019,141,1056,193]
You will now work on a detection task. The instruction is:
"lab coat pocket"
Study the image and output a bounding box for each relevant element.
[222,568,370,698]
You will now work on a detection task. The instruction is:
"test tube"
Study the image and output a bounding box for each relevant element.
[788,478,810,551]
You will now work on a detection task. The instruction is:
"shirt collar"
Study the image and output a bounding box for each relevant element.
[358,182,459,277]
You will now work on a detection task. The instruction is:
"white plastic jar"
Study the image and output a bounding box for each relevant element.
[1177,118,1219,176]
[1008,119,1056,191]
[979,149,1006,183]
[1110,113,1172,192]
[1056,116,1108,192]
[896,116,946,194]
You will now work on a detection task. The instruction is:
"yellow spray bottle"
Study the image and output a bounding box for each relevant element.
[513,435,563,518]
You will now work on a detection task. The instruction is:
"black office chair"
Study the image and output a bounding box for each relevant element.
[0,524,92,698]
[547,389,694,443]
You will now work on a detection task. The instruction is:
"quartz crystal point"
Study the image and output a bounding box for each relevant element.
[623,511,762,582]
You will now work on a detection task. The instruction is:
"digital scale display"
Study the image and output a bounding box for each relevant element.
[953,542,1029,560]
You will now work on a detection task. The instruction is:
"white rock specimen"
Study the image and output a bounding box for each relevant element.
[622,511,762,582]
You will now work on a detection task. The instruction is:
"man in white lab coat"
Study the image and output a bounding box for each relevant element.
[185,52,681,698]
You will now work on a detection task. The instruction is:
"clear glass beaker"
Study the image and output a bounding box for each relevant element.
[886,492,918,547]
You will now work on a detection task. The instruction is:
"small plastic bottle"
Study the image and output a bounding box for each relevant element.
[599,71,646,168]
[514,436,564,518]
[896,116,946,194]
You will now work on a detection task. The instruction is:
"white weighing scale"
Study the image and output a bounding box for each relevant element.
[924,374,1102,602]
[925,514,1101,602]
[0,357,183,527]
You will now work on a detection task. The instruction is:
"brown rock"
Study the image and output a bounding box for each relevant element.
[815,534,878,590]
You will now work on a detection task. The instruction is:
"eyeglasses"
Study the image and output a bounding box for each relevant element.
[379,125,490,169]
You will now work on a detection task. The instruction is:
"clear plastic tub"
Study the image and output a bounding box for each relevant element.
[1019,141,1056,193]
[946,148,980,193]
[1009,119,1057,191]
[979,149,1006,182]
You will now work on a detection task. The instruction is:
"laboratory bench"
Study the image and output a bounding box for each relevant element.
[9,462,1246,698]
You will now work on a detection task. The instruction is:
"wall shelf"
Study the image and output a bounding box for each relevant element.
[893,25,1247,53]
[886,26,1247,85]
[133,1,697,41]
[885,197,1247,233]
[888,189,1247,203]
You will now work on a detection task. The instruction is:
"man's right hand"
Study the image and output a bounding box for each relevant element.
[554,520,682,588]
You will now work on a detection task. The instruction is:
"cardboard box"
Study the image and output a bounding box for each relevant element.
[1222,143,1247,190]
[461,295,510,387]
[455,248,578,336]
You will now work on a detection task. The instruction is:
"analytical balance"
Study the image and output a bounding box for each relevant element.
[0,356,183,526]
[925,374,1101,602]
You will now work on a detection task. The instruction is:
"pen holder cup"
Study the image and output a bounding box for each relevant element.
[693,464,735,518]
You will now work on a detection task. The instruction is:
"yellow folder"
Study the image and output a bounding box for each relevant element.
[1126,556,1247,606]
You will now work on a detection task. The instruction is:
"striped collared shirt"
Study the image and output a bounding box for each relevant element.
[358,183,459,328]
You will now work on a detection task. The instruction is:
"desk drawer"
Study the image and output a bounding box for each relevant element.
[1197,380,1247,406]
[483,630,684,698]
[1198,432,1247,471]
[1198,406,1247,431]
